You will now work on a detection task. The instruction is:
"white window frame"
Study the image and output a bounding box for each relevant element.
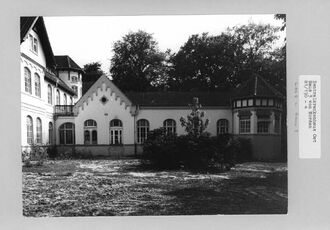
[110,119,123,145]
[47,85,52,104]
[36,118,42,144]
[84,119,97,145]
[163,119,176,134]
[34,73,41,97]
[137,119,149,144]
[257,114,271,134]
[239,116,251,134]
[59,123,75,145]
[24,67,32,94]
[26,116,33,144]
[217,119,229,135]
[56,90,60,105]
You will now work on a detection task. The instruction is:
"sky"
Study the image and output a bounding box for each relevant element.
[44,15,285,74]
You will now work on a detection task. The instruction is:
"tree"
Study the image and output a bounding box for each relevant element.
[83,62,104,74]
[180,97,209,138]
[168,23,283,91]
[110,31,170,92]
[82,62,105,95]
[169,33,240,91]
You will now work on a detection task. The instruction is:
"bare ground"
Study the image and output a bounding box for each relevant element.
[22,159,287,216]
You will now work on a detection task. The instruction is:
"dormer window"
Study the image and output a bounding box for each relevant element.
[29,34,38,54]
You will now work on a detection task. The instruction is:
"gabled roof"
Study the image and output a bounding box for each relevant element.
[55,55,84,73]
[125,91,231,107]
[44,71,76,96]
[20,17,56,69]
[20,17,37,43]
[233,73,284,99]
[82,72,103,95]
[74,75,133,113]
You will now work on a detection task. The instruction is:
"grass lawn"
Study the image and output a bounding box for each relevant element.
[22,159,287,216]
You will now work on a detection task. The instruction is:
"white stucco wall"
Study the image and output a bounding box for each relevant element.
[74,83,135,145]
[58,70,82,102]
[136,107,232,136]
[21,29,46,67]
[20,30,74,146]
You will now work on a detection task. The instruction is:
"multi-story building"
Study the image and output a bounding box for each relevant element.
[20,17,285,160]
[20,17,83,148]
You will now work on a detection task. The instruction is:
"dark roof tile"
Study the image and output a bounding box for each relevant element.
[233,73,283,99]
[125,91,231,107]
[55,55,83,72]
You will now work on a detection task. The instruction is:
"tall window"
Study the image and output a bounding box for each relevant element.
[47,85,52,104]
[29,34,38,54]
[163,119,176,134]
[59,123,75,145]
[36,118,42,144]
[63,93,67,105]
[110,119,123,145]
[274,114,280,134]
[72,86,78,94]
[24,67,32,94]
[217,119,229,135]
[70,97,73,105]
[137,119,149,143]
[56,90,60,105]
[257,114,270,134]
[48,122,53,144]
[34,73,41,97]
[26,116,33,144]
[84,119,97,145]
[239,115,251,134]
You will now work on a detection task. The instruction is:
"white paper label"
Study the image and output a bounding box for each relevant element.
[299,75,321,158]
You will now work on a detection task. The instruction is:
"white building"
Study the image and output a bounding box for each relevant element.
[20,17,82,148]
[21,17,285,161]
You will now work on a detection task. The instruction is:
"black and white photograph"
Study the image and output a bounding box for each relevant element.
[20,14,287,217]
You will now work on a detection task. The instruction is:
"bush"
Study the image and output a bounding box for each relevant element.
[142,128,180,169]
[142,131,252,171]
[22,143,48,167]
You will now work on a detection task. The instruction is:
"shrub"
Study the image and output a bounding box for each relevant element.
[142,128,180,169]
[22,143,48,167]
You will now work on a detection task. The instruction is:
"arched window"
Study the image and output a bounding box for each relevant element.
[34,73,41,97]
[217,119,229,135]
[63,93,67,105]
[84,119,97,145]
[59,123,75,145]
[36,118,42,144]
[24,67,32,94]
[137,119,149,144]
[26,116,33,144]
[163,119,176,134]
[47,85,52,104]
[48,122,53,144]
[110,119,123,145]
[56,90,60,105]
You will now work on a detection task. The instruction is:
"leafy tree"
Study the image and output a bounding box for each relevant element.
[110,30,170,92]
[169,23,283,91]
[169,33,240,91]
[83,62,104,74]
[180,97,209,138]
